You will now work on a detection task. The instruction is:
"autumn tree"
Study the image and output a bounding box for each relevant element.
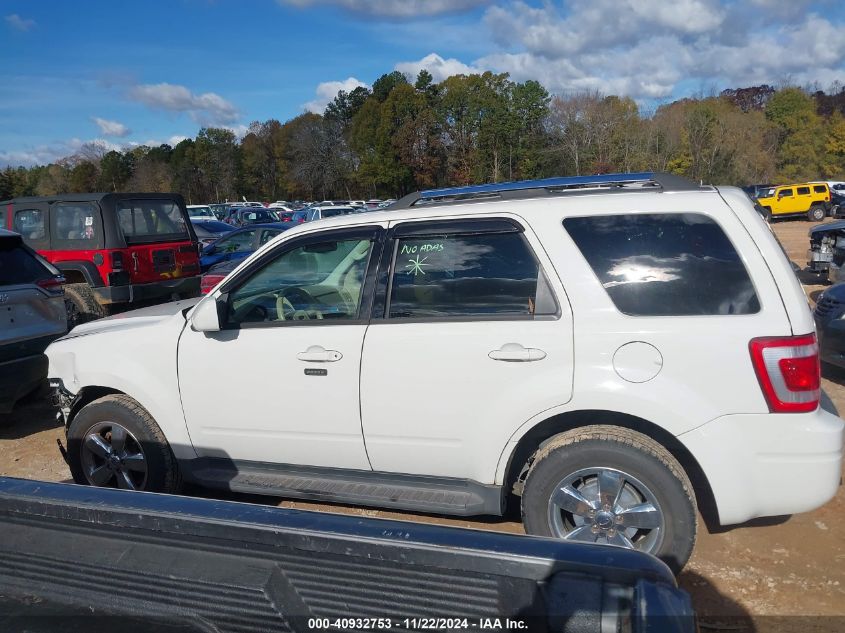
[766,88,826,181]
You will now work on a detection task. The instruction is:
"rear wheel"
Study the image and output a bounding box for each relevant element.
[66,394,181,493]
[809,205,826,222]
[64,283,105,329]
[521,426,697,573]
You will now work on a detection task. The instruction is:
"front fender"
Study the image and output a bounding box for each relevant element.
[46,315,197,460]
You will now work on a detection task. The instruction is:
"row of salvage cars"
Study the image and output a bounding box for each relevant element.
[808,221,845,369]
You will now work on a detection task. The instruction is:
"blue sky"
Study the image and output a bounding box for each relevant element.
[2,0,844,166]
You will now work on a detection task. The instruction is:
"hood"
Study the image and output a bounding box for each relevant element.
[59,297,200,341]
[810,220,845,236]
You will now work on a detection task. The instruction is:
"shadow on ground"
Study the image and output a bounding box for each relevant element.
[680,570,757,632]
[0,394,60,440]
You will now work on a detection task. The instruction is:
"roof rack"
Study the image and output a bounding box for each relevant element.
[390,172,702,209]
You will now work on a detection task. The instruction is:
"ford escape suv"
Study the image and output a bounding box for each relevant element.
[46,172,844,572]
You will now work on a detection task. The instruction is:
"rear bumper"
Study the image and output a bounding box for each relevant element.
[817,317,845,368]
[92,276,200,305]
[678,407,844,526]
[0,353,48,413]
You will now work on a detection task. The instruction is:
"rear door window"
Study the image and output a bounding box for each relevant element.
[797,186,811,195]
[51,202,103,249]
[387,228,557,320]
[563,213,759,316]
[116,199,190,244]
[215,230,256,253]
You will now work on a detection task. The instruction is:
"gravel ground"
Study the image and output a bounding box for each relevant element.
[1,216,843,631]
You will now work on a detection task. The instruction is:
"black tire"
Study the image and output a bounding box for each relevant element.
[64,282,105,329]
[808,205,826,222]
[521,425,697,573]
[66,394,181,494]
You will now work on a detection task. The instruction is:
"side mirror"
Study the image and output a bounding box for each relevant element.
[190,297,222,332]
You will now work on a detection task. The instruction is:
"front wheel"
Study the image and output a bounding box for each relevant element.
[66,394,181,493]
[521,426,697,573]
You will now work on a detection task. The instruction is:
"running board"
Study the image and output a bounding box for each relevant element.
[182,459,504,516]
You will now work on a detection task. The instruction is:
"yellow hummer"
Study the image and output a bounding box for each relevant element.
[757,182,831,221]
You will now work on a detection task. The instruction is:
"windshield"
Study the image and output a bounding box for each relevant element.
[321,207,354,218]
[116,199,191,244]
[188,206,214,217]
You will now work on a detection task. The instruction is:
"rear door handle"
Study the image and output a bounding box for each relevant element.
[297,345,343,362]
[488,343,546,362]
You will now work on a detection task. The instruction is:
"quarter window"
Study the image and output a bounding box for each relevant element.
[563,213,760,316]
[227,237,374,326]
[813,185,827,194]
[388,231,557,319]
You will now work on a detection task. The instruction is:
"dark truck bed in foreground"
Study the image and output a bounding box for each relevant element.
[0,477,694,632]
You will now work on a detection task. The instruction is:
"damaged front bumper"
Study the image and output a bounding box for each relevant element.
[48,378,76,427]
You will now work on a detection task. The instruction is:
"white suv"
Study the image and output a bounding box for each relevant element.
[46,172,844,572]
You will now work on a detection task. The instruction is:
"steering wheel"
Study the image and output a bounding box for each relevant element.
[277,287,324,321]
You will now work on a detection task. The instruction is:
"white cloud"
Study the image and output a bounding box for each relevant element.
[5,14,35,31]
[0,138,122,168]
[395,53,483,83]
[475,1,845,101]
[303,77,370,113]
[279,0,488,18]
[223,124,249,139]
[127,82,239,125]
[91,117,131,138]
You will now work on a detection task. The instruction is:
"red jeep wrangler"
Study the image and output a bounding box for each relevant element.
[1,193,201,327]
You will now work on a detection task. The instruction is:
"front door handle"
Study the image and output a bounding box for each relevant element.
[488,343,546,362]
[297,345,343,362]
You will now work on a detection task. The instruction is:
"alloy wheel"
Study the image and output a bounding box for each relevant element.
[79,422,148,491]
[547,467,664,554]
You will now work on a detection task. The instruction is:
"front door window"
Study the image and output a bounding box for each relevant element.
[226,238,374,325]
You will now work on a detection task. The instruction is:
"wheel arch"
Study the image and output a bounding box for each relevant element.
[53,261,104,287]
[500,409,719,528]
[67,386,125,428]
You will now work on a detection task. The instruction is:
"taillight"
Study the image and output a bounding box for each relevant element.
[200,274,225,295]
[749,333,820,413]
[36,276,65,295]
[111,251,124,270]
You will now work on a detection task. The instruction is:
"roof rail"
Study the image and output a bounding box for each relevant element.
[390,171,702,209]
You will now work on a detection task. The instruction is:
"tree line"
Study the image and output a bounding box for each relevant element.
[3,71,845,203]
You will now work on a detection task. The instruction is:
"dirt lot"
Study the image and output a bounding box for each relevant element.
[1,217,843,631]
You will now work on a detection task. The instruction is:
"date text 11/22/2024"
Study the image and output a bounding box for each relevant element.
[307,618,528,630]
